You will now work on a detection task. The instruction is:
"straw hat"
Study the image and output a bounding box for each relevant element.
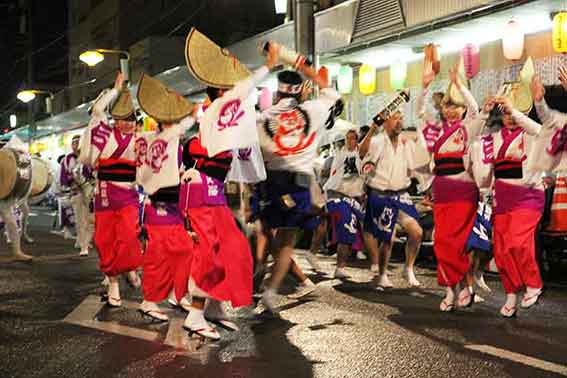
[444,56,468,106]
[110,89,135,120]
[500,81,533,114]
[137,73,193,124]
[185,28,251,89]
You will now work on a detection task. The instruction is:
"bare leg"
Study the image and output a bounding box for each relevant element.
[336,243,350,269]
[20,201,34,244]
[363,231,379,272]
[0,205,32,261]
[267,229,297,291]
[400,216,423,287]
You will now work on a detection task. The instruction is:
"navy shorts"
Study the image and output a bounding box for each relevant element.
[327,197,364,245]
[364,192,418,242]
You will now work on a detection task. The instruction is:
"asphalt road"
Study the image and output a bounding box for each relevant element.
[0,209,566,378]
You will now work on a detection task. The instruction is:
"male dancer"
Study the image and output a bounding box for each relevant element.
[257,65,340,313]
[359,112,423,288]
[79,72,142,307]
[60,135,93,256]
[323,129,365,279]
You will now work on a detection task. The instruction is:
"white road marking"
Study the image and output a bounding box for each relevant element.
[466,344,567,376]
[62,296,206,352]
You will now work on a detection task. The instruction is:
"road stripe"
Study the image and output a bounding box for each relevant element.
[466,344,567,376]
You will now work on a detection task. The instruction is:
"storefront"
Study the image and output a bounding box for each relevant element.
[318,0,567,128]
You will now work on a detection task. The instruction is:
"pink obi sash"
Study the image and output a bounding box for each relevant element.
[144,202,184,225]
[179,172,227,209]
[95,181,139,211]
[432,176,478,204]
[493,180,544,215]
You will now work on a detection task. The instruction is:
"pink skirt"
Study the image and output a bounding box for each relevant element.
[188,206,253,308]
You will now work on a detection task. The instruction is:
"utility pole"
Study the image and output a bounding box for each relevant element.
[294,0,315,64]
[26,0,35,145]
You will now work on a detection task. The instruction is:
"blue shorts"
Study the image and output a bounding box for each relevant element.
[256,179,313,229]
[364,192,418,242]
[327,197,364,245]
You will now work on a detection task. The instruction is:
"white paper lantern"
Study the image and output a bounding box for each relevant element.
[337,65,353,94]
[502,20,524,60]
[274,0,287,14]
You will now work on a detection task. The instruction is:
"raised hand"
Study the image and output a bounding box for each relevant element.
[559,65,567,92]
[494,96,513,115]
[530,76,545,102]
[266,42,280,70]
[448,65,460,87]
[422,61,435,88]
[114,72,125,91]
[482,96,496,113]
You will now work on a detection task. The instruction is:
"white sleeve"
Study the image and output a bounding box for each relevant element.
[301,88,341,131]
[535,98,567,129]
[227,66,270,101]
[91,88,119,121]
[416,88,436,125]
[459,85,480,122]
[511,109,541,136]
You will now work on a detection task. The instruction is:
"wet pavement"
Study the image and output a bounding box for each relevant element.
[1,208,566,378]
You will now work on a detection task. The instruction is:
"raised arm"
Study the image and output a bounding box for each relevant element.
[359,123,378,159]
[229,43,279,100]
[449,66,479,122]
[417,64,437,125]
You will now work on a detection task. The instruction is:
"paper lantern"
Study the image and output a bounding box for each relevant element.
[337,65,353,94]
[462,43,480,79]
[318,66,330,88]
[552,12,567,53]
[143,116,158,132]
[359,64,376,95]
[502,20,524,60]
[259,87,273,111]
[390,60,407,90]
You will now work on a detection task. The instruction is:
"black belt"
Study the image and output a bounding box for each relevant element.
[434,156,465,176]
[149,185,180,203]
[367,186,409,197]
[97,171,136,182]
[266,170,311,191]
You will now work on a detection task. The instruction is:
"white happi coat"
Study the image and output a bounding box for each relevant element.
[200,67,269,157]
[415,85,482,183]
[257,88,341,176]
[79,88,137,190]
[135,118,194,195]
[324,146,365,198]
[528,98,567,173]
[470,109,543,190]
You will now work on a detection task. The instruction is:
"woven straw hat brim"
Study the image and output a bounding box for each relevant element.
[0,149,17,200]
[137,73,193,124]
[445,79,467,106]
[185,28,251,89]
[502,82,533,114]
[111,89,135,120]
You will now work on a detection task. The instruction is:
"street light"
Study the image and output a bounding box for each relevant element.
[79,49,131,81]
[274,0,287,14]
[16,90,54,113]
[9,114,17,128]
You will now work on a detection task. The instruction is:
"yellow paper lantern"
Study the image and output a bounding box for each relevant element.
[337,65,353,94]
[359,64,376,95]
[502,20,524,60]
[552,12,567,53]
[390,60,407,90]
[143,116,158,132]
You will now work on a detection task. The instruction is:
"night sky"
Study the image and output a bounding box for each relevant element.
[0,0,282,129]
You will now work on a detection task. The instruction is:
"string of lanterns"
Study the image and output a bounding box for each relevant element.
[324,14,566,96]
